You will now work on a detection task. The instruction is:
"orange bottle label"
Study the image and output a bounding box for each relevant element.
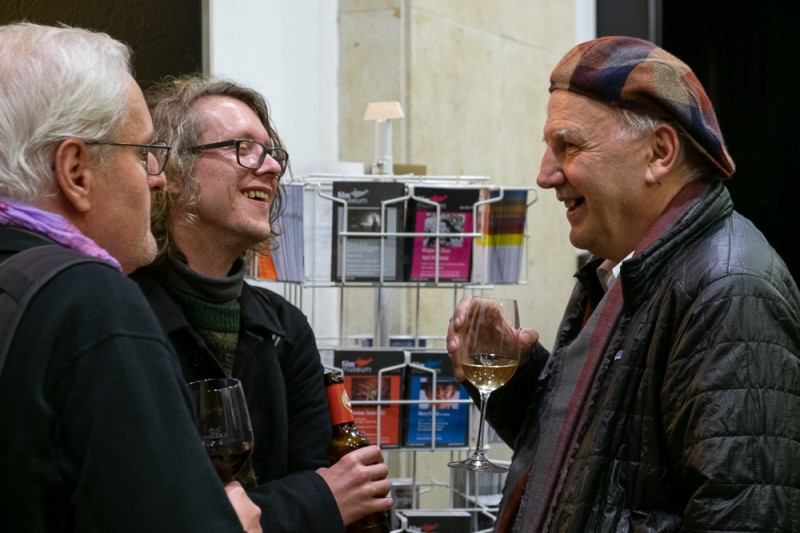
[326,382,355,426]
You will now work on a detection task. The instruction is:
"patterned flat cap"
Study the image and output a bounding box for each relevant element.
[550,36,735,178]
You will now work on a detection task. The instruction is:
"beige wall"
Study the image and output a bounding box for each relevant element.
[337,0,583,510]
[338,0,579,352]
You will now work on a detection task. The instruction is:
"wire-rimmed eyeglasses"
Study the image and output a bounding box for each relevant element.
[85,141,171,176]
[189,139,289,176]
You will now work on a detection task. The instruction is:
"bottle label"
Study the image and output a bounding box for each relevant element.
[326,382,355,426]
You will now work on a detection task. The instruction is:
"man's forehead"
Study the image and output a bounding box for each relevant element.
[122,76,155,141]
[545,92,614,132]
[195,96,268,143]
[194,95,250,116]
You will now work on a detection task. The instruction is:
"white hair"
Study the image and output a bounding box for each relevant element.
[612,107,711,181]
[0,23,133,202]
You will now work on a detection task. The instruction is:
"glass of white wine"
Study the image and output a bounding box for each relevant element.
[448,296,520,473]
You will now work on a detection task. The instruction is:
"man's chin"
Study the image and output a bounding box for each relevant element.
[121,238,158,274]
[244,225,272,249]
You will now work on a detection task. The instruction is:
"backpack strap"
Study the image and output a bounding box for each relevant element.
[0,245,109,379]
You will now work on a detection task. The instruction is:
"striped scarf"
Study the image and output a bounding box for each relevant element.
[497,180,710,532]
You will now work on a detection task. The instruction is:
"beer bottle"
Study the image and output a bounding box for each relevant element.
[324,371,391,533]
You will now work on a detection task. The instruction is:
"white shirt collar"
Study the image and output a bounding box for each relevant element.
[596,251,634,292]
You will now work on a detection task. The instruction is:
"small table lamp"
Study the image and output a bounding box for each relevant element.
[364,101,404,175]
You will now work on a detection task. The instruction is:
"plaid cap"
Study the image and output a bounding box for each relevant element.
[550,36,735,178]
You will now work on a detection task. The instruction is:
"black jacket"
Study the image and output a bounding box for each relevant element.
[488,182,800,531]
[0,227,245,532]
[132,262,343,533]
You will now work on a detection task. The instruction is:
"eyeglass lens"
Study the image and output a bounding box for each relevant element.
[236,140,287,172]
[146,143,170,175]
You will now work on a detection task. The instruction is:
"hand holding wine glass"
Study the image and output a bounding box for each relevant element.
[448,296,520,473]
[224,482,263,533]
[186,377,254,483]
[447,296,538,383]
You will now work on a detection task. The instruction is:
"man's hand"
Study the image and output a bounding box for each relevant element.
[224,481,262,533]
[446,295,539,381]
[316,445,392,526]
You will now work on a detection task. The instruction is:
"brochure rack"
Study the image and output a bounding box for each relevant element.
[247,173,537,532]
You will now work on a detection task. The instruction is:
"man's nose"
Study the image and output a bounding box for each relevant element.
[148,172,167,191]
[536,148,561,189]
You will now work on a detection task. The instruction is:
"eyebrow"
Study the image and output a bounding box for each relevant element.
[542,127,571,144]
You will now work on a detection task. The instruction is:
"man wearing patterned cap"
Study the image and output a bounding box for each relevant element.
[447,36,800,531]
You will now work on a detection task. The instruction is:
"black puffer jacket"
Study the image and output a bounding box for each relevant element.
[488,181,800,532]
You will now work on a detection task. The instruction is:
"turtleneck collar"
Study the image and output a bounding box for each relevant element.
[156,255,247,304]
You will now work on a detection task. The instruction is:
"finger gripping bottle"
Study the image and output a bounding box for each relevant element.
[324,371,391,533]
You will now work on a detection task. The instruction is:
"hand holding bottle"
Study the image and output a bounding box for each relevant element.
[322,372,392,532]
[316,445,392,527]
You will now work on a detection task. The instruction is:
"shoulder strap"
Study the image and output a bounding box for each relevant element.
[0,245,108,379]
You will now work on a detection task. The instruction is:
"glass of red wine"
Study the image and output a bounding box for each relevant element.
[186,377,254,483]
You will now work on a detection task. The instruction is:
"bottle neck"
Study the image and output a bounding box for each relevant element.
[326,381,355,426]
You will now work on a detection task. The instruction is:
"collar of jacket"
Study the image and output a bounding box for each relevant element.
[619,180,733,314]
[131,262,288,340]
[0,226,53,256]
[574,256,607,306]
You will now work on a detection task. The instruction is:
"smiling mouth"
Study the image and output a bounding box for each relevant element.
[564,198,584,210]
[243,190,269,202]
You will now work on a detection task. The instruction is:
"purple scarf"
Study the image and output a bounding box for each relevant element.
[0,198,121,270]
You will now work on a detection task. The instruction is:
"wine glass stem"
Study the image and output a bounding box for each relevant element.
[473,390,491,456]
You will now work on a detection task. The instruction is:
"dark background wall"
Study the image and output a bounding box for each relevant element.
[1,0,203,89]
[599,0,798,282]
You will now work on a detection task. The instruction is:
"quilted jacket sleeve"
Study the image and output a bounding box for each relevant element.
[661,264,800,531]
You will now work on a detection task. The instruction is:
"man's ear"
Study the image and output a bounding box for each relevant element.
[645,123,681,185]
[53,138,94,213]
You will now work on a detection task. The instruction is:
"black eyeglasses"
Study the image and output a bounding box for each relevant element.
[85,141,171,176]
[189,139,289,176]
